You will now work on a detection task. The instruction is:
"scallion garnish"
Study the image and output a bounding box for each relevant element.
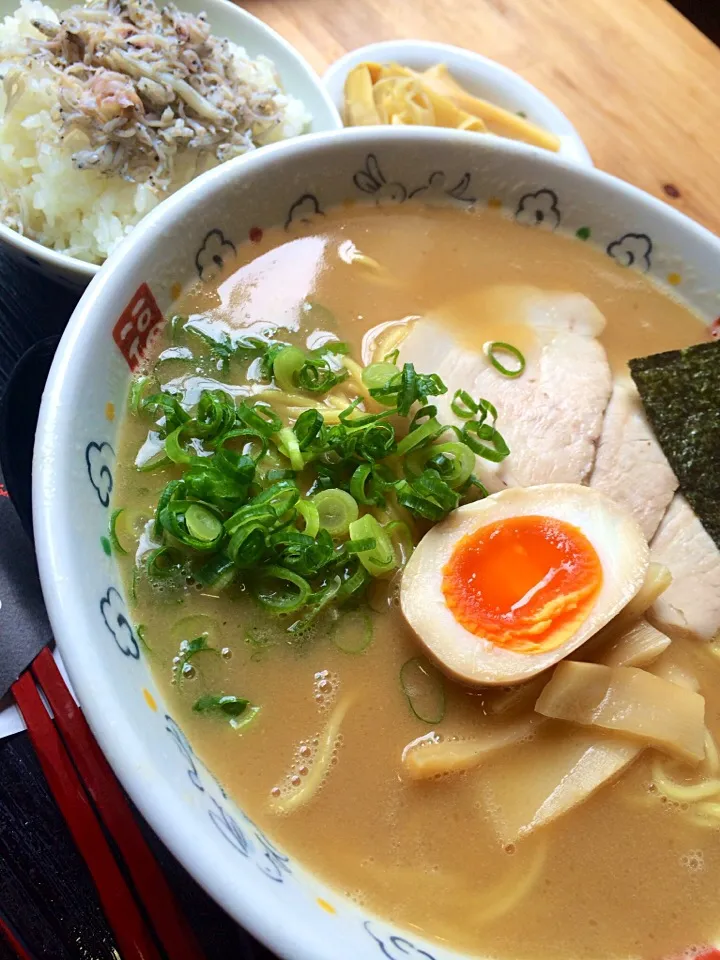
[127,328,514,638]
[400,657,445,723]
[348,515,397,577]
[331,611,373,654]
[173,635,219,683]
[313,489,359,538]
[484,341,526,378]
[272,346,305,392]
[108,507,128,555]
[192,694,260,731]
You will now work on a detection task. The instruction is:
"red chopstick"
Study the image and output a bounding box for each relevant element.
[31,648,205,960]
[0,908,34,960]
[12,671,162,960]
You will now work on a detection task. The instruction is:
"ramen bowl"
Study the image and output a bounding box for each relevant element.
[33,126,720,960]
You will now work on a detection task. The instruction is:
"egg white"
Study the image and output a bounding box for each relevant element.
[400,483,650,686]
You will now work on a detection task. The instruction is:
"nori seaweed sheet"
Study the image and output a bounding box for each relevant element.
[629,340,720,548]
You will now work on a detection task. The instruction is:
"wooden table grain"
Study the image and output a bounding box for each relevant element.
[242,0,720,236]
[0,1,718,957]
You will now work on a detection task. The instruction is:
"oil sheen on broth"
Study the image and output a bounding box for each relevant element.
[114,204,716,959]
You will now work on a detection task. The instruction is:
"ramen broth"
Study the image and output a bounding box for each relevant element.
[115,204,717,959]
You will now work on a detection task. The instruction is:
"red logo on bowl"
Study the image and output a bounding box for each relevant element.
[113,283,165,371]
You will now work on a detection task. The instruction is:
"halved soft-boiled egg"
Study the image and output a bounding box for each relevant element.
[400,484,650,686]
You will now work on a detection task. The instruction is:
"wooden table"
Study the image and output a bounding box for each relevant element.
[0,1,717,957]
[243,0,720,236]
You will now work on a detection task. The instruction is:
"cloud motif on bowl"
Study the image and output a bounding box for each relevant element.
[85,440,114,507]
[515,188,561,229]
[285,193,326,231]
[208,796,251,856]
[364,922,437,960]
[100,586,139,659]
[606,232,653,271]
[165,715,293,883]
[166,714,204,792]
[354,154,408,204]
[195,229,236,282]
[409,171,476,205]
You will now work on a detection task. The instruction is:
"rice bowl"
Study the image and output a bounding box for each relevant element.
[0,0,341,286]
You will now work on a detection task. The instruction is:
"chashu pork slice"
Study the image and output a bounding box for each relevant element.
[649,495,720,642]
[590,379,678,541]
[398,286,613,492]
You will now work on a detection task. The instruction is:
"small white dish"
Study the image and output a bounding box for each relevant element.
[0,0,342,289]
[323,40,592,169]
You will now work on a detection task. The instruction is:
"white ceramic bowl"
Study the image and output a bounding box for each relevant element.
[323,40,593,167]
[34,127,719,960]
[0,0,341,289]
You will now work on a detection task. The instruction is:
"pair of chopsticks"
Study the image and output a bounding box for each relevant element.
[8,647,206,960]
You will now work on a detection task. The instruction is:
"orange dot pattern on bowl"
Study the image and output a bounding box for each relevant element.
[143,688,158,712]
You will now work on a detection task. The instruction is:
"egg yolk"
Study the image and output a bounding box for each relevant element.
[442,515,603,654]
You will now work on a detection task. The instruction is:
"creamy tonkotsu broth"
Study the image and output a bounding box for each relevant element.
[114,203,720,960]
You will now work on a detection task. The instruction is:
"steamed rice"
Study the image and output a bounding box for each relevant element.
[0,0,311,264]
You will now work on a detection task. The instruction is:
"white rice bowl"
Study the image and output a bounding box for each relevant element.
[0,0,311,264]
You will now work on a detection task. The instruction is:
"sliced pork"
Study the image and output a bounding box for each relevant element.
[649,495,720,642]
[590,379,678,540]
[398,286,613,491]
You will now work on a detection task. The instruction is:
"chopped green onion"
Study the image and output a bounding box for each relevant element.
[383,348,399,364]
[385,520,415,568]
[237,401,282,437]
[350,464,389,506]
[128,375,155,415]
[395,469,459,521]
[348,515,397,576]
[297,501,320,538]
[164,425,195,464]
[254,480,300,518]
[275,426,304,472]
[192,694,260,731]
[288,575,341,636]
[136,624,150,651]
[228,522,267,568]
[312,489,359,537]
[146,546,180,579]
[195,553,236,589]
[336,562,371,603]
[396,416,443,456]
[193,694,248,716]
[462,420,510,463]
[252,566,312,612]
[162,499,225,552]
[485,341,526,378]
[297,358,348,394]
[423,441,476,489]
[362,361,399,392]
[185,503,224,543]
[331,611,373,653]
[109,508,128,555]
[451,389,479,419]
[136,449,171,473]
[170,314,186,344]
[273,346,306,392]
[400,657,445,723]
[293,409,323,450]
[174,635,219,683]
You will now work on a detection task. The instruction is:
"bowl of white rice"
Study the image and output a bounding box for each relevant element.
[0,0,342,288]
